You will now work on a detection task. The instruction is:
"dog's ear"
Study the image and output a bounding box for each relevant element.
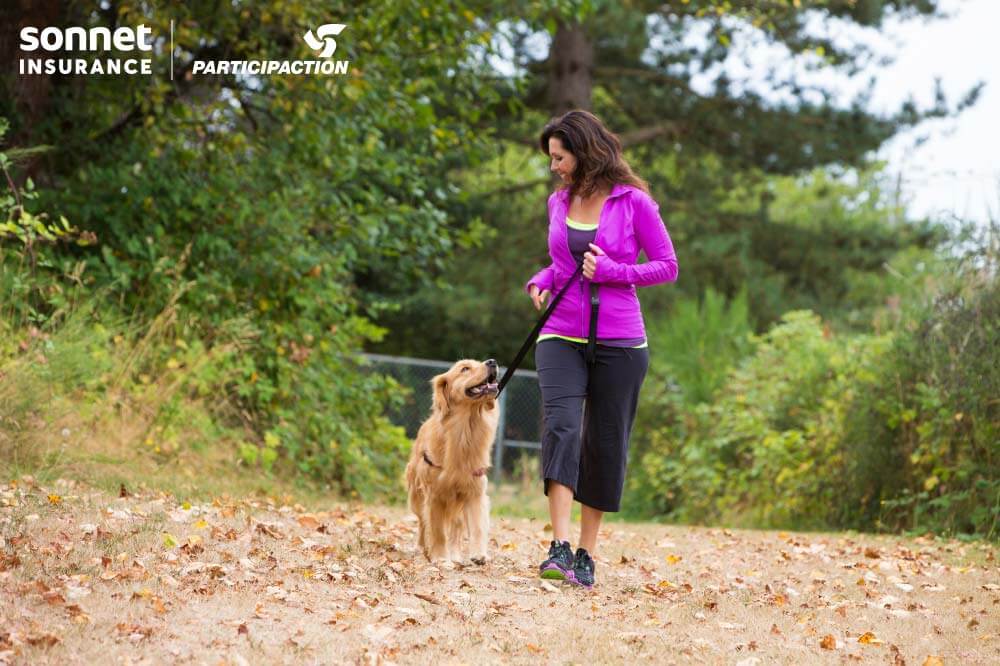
[432,373,450,414]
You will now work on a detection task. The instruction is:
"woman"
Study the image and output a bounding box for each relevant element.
[525,110,678,588]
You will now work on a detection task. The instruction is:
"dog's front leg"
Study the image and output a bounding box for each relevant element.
[466,493,490,565]
[425,501,450,563]
[446,517,466,565]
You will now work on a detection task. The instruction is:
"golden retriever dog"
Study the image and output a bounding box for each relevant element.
[405,358,499,565]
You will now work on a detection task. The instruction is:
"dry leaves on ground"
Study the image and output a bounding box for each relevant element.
[1,476,998,664]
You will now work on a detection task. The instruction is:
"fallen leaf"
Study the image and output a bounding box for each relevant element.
[858,631,884,645]
[26,633,60,647]
[42,590,65,605]
[297,515,320,529]
[820,635,836,650]
[413,593,441,606]
[665,554,682,565]
[921,658,944,666]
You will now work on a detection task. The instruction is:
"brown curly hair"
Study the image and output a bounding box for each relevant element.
[539,110,649,200]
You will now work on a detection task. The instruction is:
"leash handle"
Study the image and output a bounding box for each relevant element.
[497,263,584,396]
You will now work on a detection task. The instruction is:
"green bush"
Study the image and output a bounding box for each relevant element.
[841,254,999,537]
[627,310,891,527]
[627,229,999,538]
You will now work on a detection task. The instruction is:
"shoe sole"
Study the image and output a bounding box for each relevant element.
[567,576,594,589]
[539,563,575,582]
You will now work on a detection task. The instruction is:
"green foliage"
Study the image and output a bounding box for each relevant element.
[0,288,249,474]
[626,229,999,539]
[0,118,94,326]
[647,287,752,405]
[840,232,1000,538]
[627,310,890,526]
[2,1,509,499]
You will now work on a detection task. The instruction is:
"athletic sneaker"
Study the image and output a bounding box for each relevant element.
[570,547,595,588]
[539,540,575,581]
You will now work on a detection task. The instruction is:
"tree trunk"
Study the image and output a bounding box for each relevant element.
[0,0,64,143]
[547,22,592,116]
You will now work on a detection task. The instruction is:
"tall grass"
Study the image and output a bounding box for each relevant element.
[0,248,256,491]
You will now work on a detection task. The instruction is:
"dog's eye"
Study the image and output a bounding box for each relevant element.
[460,367,470,372]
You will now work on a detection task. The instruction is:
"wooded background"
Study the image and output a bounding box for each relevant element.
[1,0,996,538]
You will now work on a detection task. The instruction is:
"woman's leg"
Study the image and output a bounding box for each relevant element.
[535,339,588,533]
[579,503,603,554]
[575,346,650,514]
[547,481,574,544]
[536,340,589,580]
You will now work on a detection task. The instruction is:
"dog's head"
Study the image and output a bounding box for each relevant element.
[431,358,499,414]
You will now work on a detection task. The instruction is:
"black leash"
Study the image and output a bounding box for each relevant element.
[497,263,588,396]
[586,282,599,365]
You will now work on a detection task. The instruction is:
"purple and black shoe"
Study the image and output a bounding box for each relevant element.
[539,540,575,582]
[570,547,595,588]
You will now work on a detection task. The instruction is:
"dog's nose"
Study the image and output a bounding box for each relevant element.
[485,359,497,368]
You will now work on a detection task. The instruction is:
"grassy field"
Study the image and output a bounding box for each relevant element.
[2,470,997,665]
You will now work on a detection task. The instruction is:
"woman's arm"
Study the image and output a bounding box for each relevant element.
[592,194,678,286]
[525,264,556,294]
[525,192,561,293]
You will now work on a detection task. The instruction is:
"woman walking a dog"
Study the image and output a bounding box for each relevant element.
[526,110,678,588]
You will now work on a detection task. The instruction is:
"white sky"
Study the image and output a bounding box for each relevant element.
[681,0,999,225]
[865,0,999,225]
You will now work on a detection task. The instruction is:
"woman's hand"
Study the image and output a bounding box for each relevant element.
[583,243,605,280]
[528,284,551,311]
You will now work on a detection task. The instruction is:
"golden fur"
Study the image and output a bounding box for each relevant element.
[405,359,499,564]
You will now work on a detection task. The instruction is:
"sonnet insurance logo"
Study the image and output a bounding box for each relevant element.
[191,23,351,76]
[17,22,351,78]
[18,24,154,75]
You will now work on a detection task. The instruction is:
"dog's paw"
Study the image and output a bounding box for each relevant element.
[435,558,457,571]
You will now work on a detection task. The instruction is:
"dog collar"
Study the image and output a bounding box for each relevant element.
[422,451,487,477]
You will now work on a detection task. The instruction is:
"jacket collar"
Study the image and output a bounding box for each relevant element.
[556,183,635,205]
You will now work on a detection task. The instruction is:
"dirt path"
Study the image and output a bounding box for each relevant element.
[1,477,997,665]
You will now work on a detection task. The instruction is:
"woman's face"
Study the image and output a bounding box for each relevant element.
[548,137,576,184]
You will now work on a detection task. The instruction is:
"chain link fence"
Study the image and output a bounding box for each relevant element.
[363,353,542,475]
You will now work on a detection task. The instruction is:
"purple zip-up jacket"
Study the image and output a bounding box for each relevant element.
[524,183,678,340]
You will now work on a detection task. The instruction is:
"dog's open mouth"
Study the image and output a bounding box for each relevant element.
[466,367,499,398]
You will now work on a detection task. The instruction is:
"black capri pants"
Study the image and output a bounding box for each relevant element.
[535,338,649,512]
